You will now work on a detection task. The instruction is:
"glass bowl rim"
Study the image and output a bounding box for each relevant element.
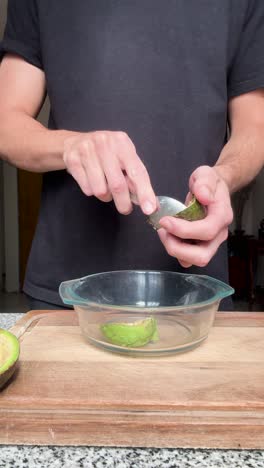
[59,270,234,311]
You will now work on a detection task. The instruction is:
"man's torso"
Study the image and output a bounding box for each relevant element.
[25,1,248,305]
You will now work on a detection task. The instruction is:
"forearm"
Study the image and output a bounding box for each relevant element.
[214,129,264,193]
[0,110,78,172]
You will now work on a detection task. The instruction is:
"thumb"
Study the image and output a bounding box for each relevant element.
[189,165,218,205]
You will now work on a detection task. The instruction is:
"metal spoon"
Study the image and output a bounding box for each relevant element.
[130,193,186,230]
[148,196,187,230]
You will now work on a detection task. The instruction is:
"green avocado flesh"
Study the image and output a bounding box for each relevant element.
[101,317,159,348]
[0,329,20,389]
[175,196,206,221]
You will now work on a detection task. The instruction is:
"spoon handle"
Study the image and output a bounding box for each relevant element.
[129,192,140,205]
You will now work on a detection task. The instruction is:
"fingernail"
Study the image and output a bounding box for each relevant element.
[143,201,155,215]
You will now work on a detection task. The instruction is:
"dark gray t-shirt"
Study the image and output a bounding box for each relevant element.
[1,1,264,308]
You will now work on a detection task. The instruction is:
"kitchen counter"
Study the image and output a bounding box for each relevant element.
[1,313,264,468]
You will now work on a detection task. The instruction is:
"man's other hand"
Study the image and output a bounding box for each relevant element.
[157,165,233,268]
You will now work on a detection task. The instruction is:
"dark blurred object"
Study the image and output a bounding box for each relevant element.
[258,218,264,239]
[248,238,264,306]
[228,232,264,307]
[228,231,253,299]
[228,181,256,302]
[231,181,255,233]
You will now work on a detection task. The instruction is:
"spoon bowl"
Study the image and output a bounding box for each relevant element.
[130,193,206,229]
[148,196,187,230]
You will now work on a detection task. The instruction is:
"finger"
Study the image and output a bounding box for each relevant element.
[129,162,157,215]
[184,191,193,205]
[124,174,136,193]
[116,132,157,215]
[158,227,193,267]
[101,152,133,215]
[178,260,193,268]
[158,227,228,267]
[159,215,221,242]
[124,175,140,205]
[189,165,219,205]
[64,149,93,196]
[93,132,132,214]
[159,197,232,242]
[79,138,112,202]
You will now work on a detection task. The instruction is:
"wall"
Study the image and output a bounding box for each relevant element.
[252,169,264,286]
[0,160,4,290]
[0,0,20,292]
[236,168,264,237]
[230,167,264,287]
[0,0,8,289]
[0,0,50,291]
[252,168,264,236]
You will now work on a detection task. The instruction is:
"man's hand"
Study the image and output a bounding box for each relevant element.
[157,90,264,267]
[0,56,157,216]
[63,131,157,215]
[157,166,233,268]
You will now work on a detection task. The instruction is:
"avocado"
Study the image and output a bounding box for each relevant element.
[101,317,159,348]
[148,195,206,230]
[0,329,20,389]
[174,195,206,221]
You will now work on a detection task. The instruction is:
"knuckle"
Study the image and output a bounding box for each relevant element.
[222,228,229,242]
[167,243,177,258]
[204,226,217,241]
[119,205,133,216]
[116,131,129,142]
[227,208,234,225]
[78,139,91,155]
[138,161,148,174]
[94,186,109,199]
[191,165,211,181]
[117,131,136,151]
[176,225,188,239]
[66,152,80,169]
[64,136,77,152]
[110,179,126,194]
[179,260,192,268]
[81,185,92,197]
[94,132,107,146]
[130,162,147,180]
[221,205,233,228]
[197,253,210,268]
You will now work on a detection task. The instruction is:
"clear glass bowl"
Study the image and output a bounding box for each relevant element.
[59,270,234,357]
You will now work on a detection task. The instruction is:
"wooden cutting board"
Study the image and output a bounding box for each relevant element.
[1,310,264,448]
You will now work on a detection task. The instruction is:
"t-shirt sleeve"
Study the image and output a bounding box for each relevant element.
[228,1,264,99]
[0,0,43,69]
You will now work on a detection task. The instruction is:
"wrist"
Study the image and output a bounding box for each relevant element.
[213,163,237,194]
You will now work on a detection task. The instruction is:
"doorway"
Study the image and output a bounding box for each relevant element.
[18,170,42,288]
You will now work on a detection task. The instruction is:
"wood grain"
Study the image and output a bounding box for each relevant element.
[1,310,264,448]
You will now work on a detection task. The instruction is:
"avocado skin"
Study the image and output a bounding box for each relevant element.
[0,329,20,390]
[0,362,18,390]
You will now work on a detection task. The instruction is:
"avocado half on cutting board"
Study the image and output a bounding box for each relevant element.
[0,329,20,389]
